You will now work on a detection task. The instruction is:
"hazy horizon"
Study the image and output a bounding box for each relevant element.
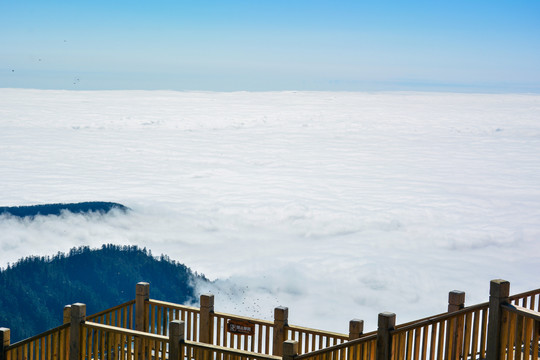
[2,1,539,93]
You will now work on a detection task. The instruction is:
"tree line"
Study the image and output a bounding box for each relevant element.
[0,244,207,342]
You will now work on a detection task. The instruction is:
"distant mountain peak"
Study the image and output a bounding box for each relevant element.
[0,202,129,218]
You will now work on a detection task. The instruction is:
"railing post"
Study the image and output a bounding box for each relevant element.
[136,282,150,332]
[283,340,298,360]
[349,319,364,340]
[350,319,364,360]
[199,294,214,344]
[376,312,396,360]
[169,320,184,360]
[447,291,465,360]
[486,279,510,360]
[69,303,86,360]
[63,305,72,324]
[0,328,10,360]
[448,291,465,312]
[273,306,289,356]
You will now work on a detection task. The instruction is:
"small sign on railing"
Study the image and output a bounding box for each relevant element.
[227,319,255,336]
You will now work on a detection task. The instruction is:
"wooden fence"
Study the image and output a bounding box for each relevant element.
[1,279,539,360]
[133,284,352,356]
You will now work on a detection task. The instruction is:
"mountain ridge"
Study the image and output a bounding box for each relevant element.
[0,244,207,342]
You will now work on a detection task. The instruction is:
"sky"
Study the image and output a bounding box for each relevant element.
[1,0,539,92]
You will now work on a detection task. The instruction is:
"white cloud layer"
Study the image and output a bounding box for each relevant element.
[1,89,539,333]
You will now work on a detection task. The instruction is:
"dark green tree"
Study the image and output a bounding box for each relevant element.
[0,245,207,342]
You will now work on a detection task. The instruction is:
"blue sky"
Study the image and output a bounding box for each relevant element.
[1,0,539,92]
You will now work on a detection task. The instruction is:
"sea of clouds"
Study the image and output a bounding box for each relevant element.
[1,89,539,333]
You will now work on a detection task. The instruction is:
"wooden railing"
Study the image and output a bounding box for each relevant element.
[2,279,540,360]
[183,339,281,360]
[86,300,135,329]
[509,289,540,311]
[499,304,540,360]
[390,303,489,360]
[3,323,70,360]
[81,321,168,360]
[286,324,349,355]
[212,311,275,354]
[81,319,281,360]
[140,287,353,356]
[295,333,377,360]
[146,299,200,340]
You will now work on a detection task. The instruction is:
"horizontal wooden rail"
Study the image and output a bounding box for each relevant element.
[86,299,135,329]
[5,324,70,360]
[5,324,70,350]
[82,321,169,360]
[394,302,489,332]
[392,302,489,334]
[508,288,540,303]
[502,304,540,321]
[83,321,168,341]
[508,288,540,314]
[296,333,377,360]
[183,339,281,360]
[87,300,136,322]
[214,311,274,327]
[286,324,349,355]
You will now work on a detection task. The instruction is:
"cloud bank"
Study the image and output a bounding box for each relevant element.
[1,89,539,332]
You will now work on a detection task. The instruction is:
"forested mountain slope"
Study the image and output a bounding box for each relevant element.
[0,245,206,342]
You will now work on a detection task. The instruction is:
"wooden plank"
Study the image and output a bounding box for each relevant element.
[480,309,488,359]
[156,306,165,335]
[429,324,436,360]
[470,310,479,360]
[193,311,198,342]
[436,322,445,360]
[216,316,223,347]
[532,321,539,360]
[80,328,86,360]
[499,310,509,360]
[46,334,51,360]
[391,333,398,360]
[420,326,428,360]
[507,311,516,360]
[146,338,152,360]
[92,329,98,360]
[257,325,263,354]
[399,332,407,360]
[406,330,414,360]
[515,313,524,360]
[132,334,137,360]
[186,311,192,341]
[413,328,420,360]
[445,319,454,360]
[462,312,472,360]
[29,340,34,360]
[523,317,533,360]
[112,309,116,327]
[455,314,464,360]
